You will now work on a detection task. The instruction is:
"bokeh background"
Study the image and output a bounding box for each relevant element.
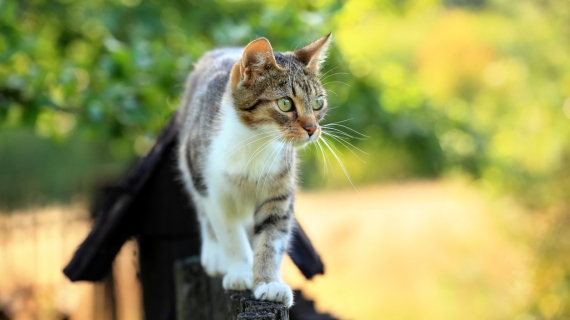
[1,0,570,319]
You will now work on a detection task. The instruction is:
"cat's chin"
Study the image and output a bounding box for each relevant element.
[291,137,318,148]
[291,140,308,148]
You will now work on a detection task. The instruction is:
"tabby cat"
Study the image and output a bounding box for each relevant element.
[177,34,331,307]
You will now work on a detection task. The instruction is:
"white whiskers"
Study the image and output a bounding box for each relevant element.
[322,122,369,139]
[242,135,283,173]
[322,80,350,87]
[320,66,340,80]
[315,138,331,181]
[320,136,357,191]
[259,140,287,195]
[321,72,349,82]
[310,119,370,191]
[321,131,368,163]
[225,130,282,160]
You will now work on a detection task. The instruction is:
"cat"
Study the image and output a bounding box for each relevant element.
[177,34,331,307]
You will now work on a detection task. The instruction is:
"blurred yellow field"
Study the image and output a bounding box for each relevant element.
[285,180,533,320]
[0,206,142,320]
[0,180,539,319]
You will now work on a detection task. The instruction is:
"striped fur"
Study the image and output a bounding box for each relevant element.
[177,35,331,307]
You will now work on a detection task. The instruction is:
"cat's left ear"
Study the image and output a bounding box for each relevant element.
[293,33,332,72]
[240,37,282,83]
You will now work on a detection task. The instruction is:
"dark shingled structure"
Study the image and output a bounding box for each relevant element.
[63,113,335,320]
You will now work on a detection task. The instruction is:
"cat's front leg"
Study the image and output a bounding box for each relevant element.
[204,198,254,290]
[252,195,294,307]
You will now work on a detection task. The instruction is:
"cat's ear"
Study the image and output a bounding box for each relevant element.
[240,37,281,82]
[294,33,332,72]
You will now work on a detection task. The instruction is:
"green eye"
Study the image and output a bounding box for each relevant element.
[277,98,293,112]
[312,96,324,110]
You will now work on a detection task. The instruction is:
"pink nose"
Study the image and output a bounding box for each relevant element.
[303,123,317,136]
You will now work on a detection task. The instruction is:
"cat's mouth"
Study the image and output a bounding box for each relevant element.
[290,128,321,147]
[278,125,321,148]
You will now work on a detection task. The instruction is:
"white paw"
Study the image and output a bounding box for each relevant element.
[201,242,226,276]
[254,282,293,307]
[223,269,253,290]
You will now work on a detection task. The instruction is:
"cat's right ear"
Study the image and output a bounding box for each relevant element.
[238,38,281,84]
[293,33,332,72]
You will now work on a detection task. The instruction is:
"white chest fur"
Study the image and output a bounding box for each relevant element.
[204,93,288,205]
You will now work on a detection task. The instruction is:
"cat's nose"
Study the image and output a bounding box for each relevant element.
[303,123,318,136]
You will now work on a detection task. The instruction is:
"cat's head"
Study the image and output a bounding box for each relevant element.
[230,34,332,147]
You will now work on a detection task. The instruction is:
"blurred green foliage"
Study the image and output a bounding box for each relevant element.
[1,0,570,318]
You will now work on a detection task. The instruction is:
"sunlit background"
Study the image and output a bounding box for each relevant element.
[1,0,570,319]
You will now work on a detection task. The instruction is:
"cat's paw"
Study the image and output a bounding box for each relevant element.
[201,242,226,276]
[254,282,293,307]
[222,269,253,290]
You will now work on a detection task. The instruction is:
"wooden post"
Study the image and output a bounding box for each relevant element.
[174,257,289,320]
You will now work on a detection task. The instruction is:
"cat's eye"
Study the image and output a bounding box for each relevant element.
[277,98,293,112]
[312,96,324,110]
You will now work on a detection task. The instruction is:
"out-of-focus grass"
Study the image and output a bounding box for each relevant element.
[0,180,539,319]
[284,179,534,320]
[0,206,142,320]
[0,205,93,318]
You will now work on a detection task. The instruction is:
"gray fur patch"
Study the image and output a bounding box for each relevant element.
[178,49,241,196]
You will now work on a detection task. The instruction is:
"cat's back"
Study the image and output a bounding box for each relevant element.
[177,47,242,196]
[194,48,243,73]
[190,47,242,86]
[178,48,242,124]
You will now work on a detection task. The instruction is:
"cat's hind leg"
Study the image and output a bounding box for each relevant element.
[204,198,254,291]
[196,202,227,276]
[178,140,226,275]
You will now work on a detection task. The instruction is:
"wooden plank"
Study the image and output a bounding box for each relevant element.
[237,312,276,320]
[174,256,228,320]
[174,257,289,320]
